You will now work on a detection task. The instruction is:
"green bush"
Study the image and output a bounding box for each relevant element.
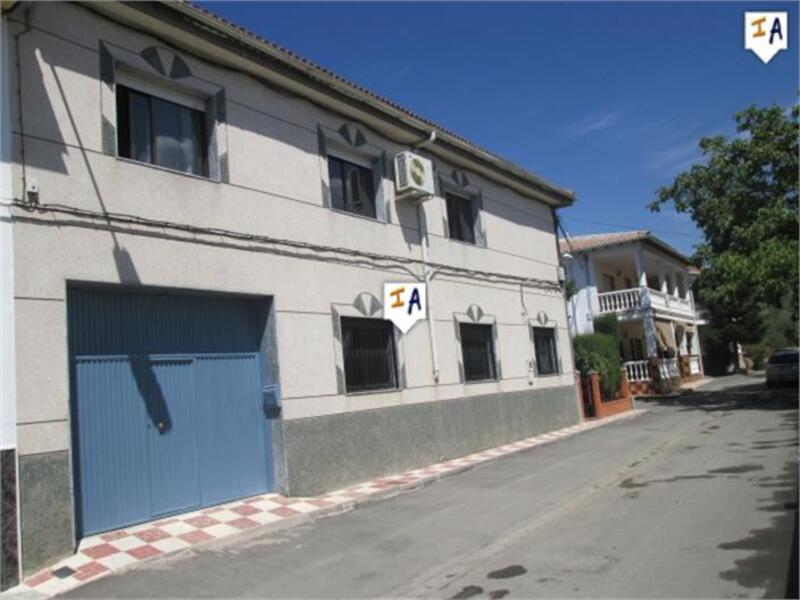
[593,313,620,340]
[573,331,622,400]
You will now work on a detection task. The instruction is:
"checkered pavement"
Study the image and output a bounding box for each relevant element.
[15,409,645,597]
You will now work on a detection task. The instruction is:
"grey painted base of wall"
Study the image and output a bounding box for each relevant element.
[1,449,20,590]
[283,384,581,496]
[18,452,74,576]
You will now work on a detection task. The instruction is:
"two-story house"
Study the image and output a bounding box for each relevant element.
[561,231,706,395]
[0,1,581,582]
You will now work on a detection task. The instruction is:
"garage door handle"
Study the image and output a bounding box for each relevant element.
[262,385,281,419]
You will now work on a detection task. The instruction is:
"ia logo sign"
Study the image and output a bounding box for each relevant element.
[384,282,426,333]
[745,12,788,64]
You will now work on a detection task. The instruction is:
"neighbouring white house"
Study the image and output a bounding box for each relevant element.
[560,231,706,395]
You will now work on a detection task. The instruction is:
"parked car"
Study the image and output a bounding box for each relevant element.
[766,348,799,387]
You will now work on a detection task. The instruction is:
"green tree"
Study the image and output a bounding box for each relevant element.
[649,105,799,349]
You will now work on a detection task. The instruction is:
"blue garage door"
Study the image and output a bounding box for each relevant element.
[68,288,275,536]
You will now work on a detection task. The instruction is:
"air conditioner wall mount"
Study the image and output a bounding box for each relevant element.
[394,150,435,201]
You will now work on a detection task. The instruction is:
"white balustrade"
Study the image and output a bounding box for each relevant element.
[658,357,680,379]
[598,288,642,313]
[624,360,651,382]
[598,287,695,319]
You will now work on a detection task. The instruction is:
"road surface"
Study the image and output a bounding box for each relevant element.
[65,374,798,598]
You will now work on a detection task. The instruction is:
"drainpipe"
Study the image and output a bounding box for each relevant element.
[411,129,440,383]
[417,200,440,383]
[413,129,436,149]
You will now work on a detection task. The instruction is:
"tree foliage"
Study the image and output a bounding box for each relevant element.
[649,105,799,346]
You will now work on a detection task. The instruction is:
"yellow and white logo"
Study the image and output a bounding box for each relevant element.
[745,12,788,64]
[384,282,426,333]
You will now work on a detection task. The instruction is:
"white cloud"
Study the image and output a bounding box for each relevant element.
[565,111,621,137]
[646,139,703,175]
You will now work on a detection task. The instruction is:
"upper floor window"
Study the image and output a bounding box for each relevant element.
[341,316,397,392]
[328,156,376,219]
[116,84,208,177]
[460,323,496,381]
[533,327,559,375]
[446,192,476,244]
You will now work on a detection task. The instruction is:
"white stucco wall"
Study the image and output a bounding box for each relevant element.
[7,3,576,457]
[564,254,597,337]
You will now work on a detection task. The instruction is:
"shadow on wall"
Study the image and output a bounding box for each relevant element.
[18,1,558,264]
[10,7,67,175]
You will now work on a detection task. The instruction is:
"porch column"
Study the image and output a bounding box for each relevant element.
[694,324,706,376]
[669,270,679,298]
[642,311,659,358]
[586,253,600,320]
[635,244,647,287]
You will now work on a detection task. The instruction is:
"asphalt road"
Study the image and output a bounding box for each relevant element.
[65,374,798,599]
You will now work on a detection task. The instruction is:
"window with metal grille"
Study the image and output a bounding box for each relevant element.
[328,156,376,218]
[459,323,496,381]
[116,84,208,177]
[446,192,476,244]
[341,317,398,392]
[533,327,559,375]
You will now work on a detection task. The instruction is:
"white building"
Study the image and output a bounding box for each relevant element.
[1,1,581,582]
[561,231,706,394]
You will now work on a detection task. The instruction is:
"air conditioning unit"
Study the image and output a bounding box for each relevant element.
[394,151,435,201]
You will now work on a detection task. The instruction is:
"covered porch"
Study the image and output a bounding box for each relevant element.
[618,317,703,395]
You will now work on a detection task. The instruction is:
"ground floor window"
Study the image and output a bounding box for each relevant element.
[341,317,398,392]
[460,323,497,381]
[533,327,559,375]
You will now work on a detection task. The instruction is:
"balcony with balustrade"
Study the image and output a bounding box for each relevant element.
[597,286,697,320]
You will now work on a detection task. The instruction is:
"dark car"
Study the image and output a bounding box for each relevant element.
[766,348,799,387]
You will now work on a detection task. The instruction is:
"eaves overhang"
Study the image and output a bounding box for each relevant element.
[81,0,575,208]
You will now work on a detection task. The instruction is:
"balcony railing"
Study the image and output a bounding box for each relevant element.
[624,359,651,382]
[647,289,694,316]
[659,357,680,379]
[597,287,696,319]
[598,288,643,313]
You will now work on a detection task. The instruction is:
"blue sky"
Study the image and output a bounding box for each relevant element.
[202,1,798,255]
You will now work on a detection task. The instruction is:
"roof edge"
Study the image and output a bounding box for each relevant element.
[562,230,693,266]
[89,0,575,207]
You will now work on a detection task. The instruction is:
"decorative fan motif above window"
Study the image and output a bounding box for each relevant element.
[466,304,485,323]
[451,169,470,188]
[353,292,382,317]
[140,46,192,80]
[337,123,368,147]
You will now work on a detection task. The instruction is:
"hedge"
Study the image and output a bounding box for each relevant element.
[573,315,622,399]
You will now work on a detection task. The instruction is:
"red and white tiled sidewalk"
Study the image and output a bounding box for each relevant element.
[15,409,646,598]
